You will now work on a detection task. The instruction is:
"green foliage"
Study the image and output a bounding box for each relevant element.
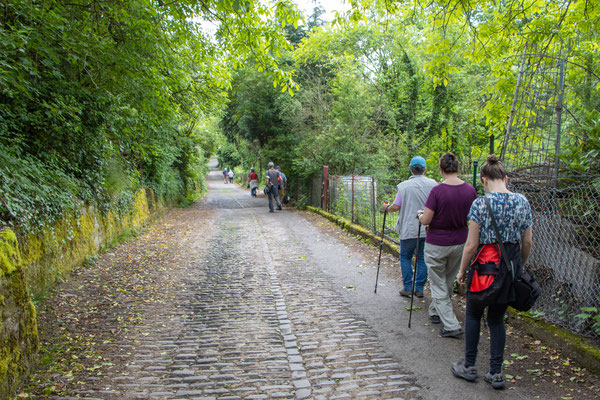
[561,110,600,174]
[0,144,84,233]
[194,117,224,159]
[218,0,600,210]
[233,166,246,186]
[216,141,243,171]
[0,0,302,232]
[575,307,600,336]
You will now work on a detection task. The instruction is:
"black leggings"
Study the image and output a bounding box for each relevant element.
[464,297,508,374]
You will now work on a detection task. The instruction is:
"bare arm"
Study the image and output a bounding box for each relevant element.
[417,207,435,225]
[382,203,400,213]
[521,227,532,265]
[457,221,480,285]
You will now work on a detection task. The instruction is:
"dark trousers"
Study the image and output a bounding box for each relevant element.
[464,297,508,374]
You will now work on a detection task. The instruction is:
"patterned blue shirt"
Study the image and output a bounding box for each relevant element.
[468,192,533,244]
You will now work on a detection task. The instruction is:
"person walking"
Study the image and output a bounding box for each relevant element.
[223,167,228,184]
[265,162,282,212]
[275,166,287,204]
[248,168,259,197]
[452,155,533,389]
[228,169,234,184]
[417,152,477,338]
[381,156,437,298]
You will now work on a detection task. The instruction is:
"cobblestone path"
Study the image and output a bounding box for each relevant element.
[29,162,600,400]
[60,166,421,400]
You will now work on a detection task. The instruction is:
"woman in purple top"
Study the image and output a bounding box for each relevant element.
[418,153,477,338]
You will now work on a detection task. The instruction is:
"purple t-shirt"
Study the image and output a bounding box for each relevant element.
[393,191,402,207]
[424,182,477,246]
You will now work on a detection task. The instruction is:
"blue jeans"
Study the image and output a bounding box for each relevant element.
[400,238,427,291]
[267,185,281,211]
[251,186,257,197]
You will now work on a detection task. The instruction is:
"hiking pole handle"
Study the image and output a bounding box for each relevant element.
[374,202,389,294]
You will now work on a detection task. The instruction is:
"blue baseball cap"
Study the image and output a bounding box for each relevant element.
[409,156,426,168]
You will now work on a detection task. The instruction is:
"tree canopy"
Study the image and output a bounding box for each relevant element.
[220,0,600,203]
[0,0,302,232]
[2,0,599,227]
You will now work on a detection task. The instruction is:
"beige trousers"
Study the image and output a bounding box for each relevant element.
[424,242,465,331]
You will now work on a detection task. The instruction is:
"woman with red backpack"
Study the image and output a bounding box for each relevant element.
[452,155,533,390]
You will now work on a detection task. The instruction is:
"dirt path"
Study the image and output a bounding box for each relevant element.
[21,161,599,399]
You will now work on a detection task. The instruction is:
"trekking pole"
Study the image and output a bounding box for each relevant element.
[374,202,389,294]
[408,220,422,328]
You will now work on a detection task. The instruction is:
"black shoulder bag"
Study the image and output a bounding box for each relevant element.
[484,196,541,312]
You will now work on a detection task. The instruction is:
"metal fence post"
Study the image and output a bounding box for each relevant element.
[371,176,376,234]
[322,165,329,211]
[554,58,566,187]
[472,160,479,192]
[351,175,355,223]
[501,43,528,163]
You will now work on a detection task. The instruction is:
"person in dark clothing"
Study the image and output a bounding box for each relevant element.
[452,154,533,390]
[265,162,282,212]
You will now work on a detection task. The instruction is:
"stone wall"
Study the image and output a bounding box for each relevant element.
[0,188,156,397]
[0,229,38,398]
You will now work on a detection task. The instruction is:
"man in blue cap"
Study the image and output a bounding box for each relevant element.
[382,156,437,298]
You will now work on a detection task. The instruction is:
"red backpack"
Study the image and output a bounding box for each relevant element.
[469,244,500,292]
[467,242,516,305]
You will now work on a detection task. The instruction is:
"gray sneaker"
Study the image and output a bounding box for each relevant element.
[440,327,463,338]
[399,289,412,297]
[451,360,478,381]
[484,371,505,389]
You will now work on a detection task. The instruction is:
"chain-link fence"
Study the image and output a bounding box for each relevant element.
[304,38,600,340]
[308,170,600,341]
[327,176,377,232]
[314,175,402,243]
[511,178,600,339]
[500,39,600,339]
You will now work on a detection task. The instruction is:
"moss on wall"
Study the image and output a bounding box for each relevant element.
[305,206,400,256]
[508,311,600,374]
[0,189,155,395]
[20,189,154,299]
[0,230,20,277]
[129,189,150,228]
[0,228,38,399]
[0,187,181,396]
